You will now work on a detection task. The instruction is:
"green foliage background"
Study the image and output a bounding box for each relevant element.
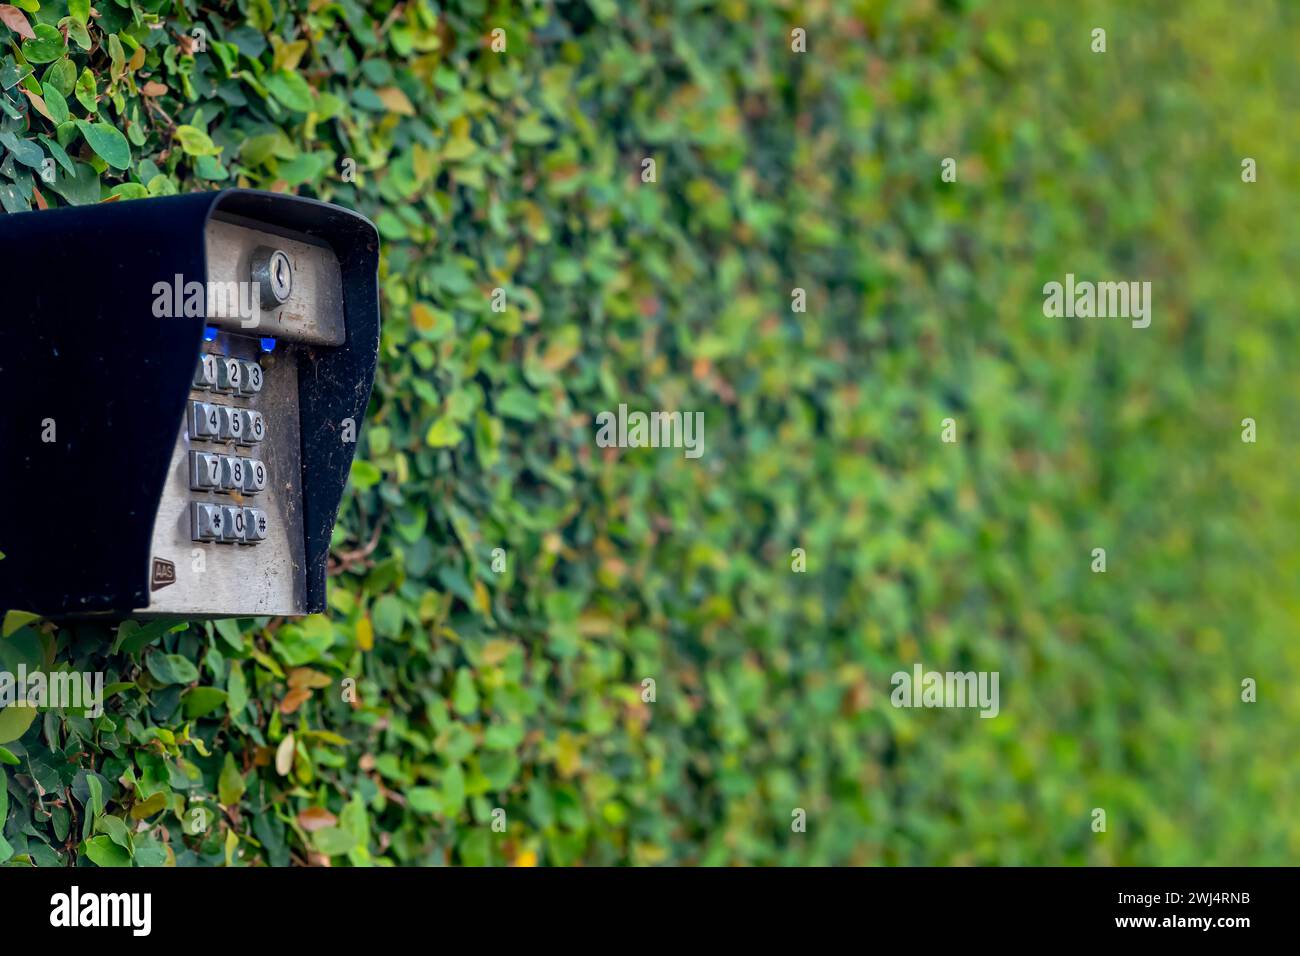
[2,0,1298,865]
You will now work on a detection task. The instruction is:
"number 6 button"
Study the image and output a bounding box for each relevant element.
[237,409,264,444]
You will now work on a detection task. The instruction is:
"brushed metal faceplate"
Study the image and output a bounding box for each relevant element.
[137,334,306,616]
[132,213,349,617]
[203,215,345,346]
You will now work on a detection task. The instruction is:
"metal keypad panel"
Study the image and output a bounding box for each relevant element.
[188,354,268,543]
[140,332,307,616]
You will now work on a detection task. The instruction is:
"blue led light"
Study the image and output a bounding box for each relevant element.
[203,325,219,343]
[260,337,277,353]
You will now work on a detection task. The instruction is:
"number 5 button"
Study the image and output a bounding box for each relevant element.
[218,405,245,441]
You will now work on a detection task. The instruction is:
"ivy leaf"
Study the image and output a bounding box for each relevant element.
[129,792,167,820]
[0,5,35,40]
[195,154,228,180]
[60,15,90,52]
[218,752,246,805]
[73,67,96,113]
[173,124,222,157]
[74,118,130,170]
[43,58,76,97]
[349,459,381,489]
[0,629,42,744]
[374,86,414,116]
[226,664,248,717]
[311,825,356,856]
[83,835,132,867]
[425,416,464,448]
[0,60,31,91]
[108,182,148,200]
[182,686,227,719]
[133,841,168,867]
[21,23,65,63]
[45,158,99,205]
[0,129,44,168]
[264,69,315,112]
[67,0,89,25]
[146,652,199,685]
[25,86,64,124]
[1,610,40,637]
[274,734,295,776]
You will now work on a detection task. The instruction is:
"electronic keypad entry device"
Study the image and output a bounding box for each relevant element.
[0,189,381,619]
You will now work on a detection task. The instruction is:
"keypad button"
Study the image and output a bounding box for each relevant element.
[191,501,223,541]
[220,505,245,542]
[190,401,220,440]
[189,451,222,490]
[242,457,267,494]
[193,354,217,389]
[216,357,242,392]
[218,405,245,441]
[219,456,246,491]
[239,409,265,444]
[243,507,269,543]
[240,361,264,395]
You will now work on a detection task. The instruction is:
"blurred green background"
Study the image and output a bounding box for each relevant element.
[2,0,1298,865]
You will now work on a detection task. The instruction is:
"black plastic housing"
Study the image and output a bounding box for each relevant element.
[0,189,380,616]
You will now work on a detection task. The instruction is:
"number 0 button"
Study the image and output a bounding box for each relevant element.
[220,506,245,542]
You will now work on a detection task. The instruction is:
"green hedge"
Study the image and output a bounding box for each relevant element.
[2,0,1298,866]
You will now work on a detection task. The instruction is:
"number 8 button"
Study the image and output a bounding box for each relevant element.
[220,456,245,491]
